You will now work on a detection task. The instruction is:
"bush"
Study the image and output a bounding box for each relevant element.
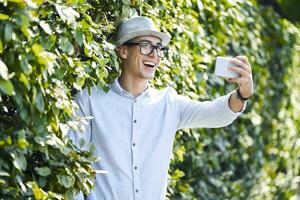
[0,0,115,198]
[1,0,299,199]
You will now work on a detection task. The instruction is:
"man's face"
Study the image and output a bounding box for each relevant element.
[121,35,163,80]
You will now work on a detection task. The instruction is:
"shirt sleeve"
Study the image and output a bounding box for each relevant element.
[74,192,85,200]
[68,89,92,148]
[176,91,245,130]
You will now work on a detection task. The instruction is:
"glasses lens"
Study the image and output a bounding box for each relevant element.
[139,42,168,58]
[157,48,164,58]
[140,43,152,55]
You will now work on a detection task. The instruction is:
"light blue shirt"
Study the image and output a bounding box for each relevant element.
[69,78,244,200]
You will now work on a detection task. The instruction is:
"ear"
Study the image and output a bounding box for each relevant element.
[117,46,128,59]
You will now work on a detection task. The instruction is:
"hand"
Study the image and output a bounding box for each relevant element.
[227,55,253,98]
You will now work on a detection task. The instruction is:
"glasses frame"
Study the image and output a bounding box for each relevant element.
[123,40,169,58]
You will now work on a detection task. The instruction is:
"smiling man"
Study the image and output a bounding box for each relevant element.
[69,16,253,200]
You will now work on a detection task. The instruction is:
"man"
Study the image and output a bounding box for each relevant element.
[69,16,253,200]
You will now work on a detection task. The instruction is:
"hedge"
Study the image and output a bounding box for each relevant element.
[0,0,299,199]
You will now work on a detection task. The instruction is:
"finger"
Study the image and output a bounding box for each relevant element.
[229,59,250,74]
[230,58,251,73]
[235,55,249,65]
[235,56,251,70]
[227,77,250,85]
[228,66,248,77]
[227,77,238,83]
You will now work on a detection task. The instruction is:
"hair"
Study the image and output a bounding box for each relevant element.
[115,37,135,60]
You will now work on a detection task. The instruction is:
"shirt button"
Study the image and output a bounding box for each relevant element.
[135,189,139,193]
[133,143,136,146]
[134,100,137,103]
[133,120,137,123]
[134,166,138,170]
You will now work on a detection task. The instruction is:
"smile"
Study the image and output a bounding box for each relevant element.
[142,61,157,68]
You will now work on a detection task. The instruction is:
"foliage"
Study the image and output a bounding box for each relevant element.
[0,0,114,199]
[276,0,300,22]
[0,0,299,199]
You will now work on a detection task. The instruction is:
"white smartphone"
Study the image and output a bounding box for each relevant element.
[214,56,239,78]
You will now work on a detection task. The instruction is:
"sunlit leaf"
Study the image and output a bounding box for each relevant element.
[17,138,29,149]
[12,152,27,171]
[32,182,47,200]
[39,20,52,34]
[0,13,9,20]
[0,59,8,80]
[19,73,30,89]
[0,79,14,95]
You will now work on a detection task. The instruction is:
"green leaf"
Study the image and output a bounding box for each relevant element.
[35,92,45,112]
[0,59,8,80]
[20,55,32,74]
[96,66,108,80]
[32,43,43,56]
[43,35,57,50]
[74,29,84,46]
[0,39,3,53]
[17,138,29,149]
[19,73,30,89]
[4,23,12,42]
[80,18,90,30]
[57,175,74,188]
[12,152,27,171]
[0,13,9,20]
[32,182,47,200]
[20,14,30,37]
[35,167,51,176]
[6,136,12,145]
[0,79,14,95]
[38,176,47,187]
[99,58,110,66]
[59,37,74,54]
[32,0,44,6]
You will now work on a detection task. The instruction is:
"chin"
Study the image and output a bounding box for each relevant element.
[143,74,155,80]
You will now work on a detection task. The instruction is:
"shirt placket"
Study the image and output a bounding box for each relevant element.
[132,98,141,200]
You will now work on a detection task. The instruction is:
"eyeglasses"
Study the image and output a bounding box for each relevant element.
[123,41,169,58]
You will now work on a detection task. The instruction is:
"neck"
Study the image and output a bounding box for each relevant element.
[119,72,148,97]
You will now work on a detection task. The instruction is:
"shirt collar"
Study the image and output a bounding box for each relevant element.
[110,77,152,99]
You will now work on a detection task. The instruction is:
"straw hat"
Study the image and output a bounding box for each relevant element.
[114,16,171,46]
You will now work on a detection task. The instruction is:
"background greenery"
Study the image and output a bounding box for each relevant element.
[0,0,299,199]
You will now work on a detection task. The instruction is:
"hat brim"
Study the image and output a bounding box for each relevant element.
[115,30,171,47]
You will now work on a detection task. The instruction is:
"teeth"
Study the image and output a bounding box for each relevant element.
[143,61,156,67]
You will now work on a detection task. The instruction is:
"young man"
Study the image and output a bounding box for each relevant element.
[70,16,253,200]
